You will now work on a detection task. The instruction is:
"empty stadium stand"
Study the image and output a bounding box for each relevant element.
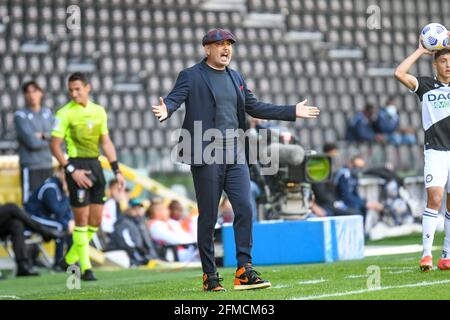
[1,0,449,173]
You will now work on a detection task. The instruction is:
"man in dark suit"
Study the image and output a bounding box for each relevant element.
[152,28,320,291]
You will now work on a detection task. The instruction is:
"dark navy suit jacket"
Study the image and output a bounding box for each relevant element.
[163,58,297,165]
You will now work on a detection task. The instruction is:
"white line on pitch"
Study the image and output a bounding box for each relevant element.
[0,295,21,300]
[297,278,327,285]
[346,269,414,278]
[292,279,450,300]
[271,284,292,289]
[382,266,417,270]
[386,270,414,275]
[345,274,367,279]
[364,245,439,257]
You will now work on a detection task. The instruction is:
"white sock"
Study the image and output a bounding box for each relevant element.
[422,208,439,258]
[442,211,450,259]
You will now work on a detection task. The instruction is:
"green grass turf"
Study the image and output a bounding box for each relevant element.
[1,232,449,300]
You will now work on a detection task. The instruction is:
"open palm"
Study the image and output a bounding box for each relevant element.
[152,97,168,122]
[296,99,320,119]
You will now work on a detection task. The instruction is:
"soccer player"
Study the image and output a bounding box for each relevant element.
[50,72,125,280]
[394,32,450,271]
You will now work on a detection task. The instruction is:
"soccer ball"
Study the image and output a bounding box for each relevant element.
[420,23,449,51]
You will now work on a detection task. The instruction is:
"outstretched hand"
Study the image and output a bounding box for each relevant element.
[295,99,320,119]
[152,97,168,122]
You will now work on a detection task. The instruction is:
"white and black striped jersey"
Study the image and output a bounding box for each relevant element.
[412,76,450,150]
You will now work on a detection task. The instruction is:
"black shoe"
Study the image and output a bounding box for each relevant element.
[81,269,97,281]
[234,263,271,290]
[202,272,225,291]
[16,265,40,277]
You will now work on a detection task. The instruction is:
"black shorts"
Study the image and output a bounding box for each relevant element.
[66,158,106,208]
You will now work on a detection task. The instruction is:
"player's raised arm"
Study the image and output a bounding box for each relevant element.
[394,39,434,91]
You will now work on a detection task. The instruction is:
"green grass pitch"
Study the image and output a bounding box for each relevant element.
[1,233,449,300]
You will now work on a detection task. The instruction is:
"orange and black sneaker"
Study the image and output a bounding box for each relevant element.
[420,255,433,272]
[438,258,450,270]
[202,273,225,292]
[234,263,271,290]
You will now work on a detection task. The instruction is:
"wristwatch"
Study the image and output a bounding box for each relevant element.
[65,163,76,174]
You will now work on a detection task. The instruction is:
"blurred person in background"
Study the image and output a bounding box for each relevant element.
[334,155,384,219]
[374,97,416,145]
[218,196,234,225]
[347,103,385,143]
[311,143,360,217]
[0,203,64,276]
[102,179,129,240]
[169,199,197,240]
[168,199,185,221]
[146,199,198,262]
[108,198,157,266]
[24,166,74,271]
[14,81,54,203]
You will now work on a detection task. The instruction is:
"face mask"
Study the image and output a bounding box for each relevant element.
[386,105,397,117]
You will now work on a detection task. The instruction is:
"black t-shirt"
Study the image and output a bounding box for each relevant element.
[205,65,239,137]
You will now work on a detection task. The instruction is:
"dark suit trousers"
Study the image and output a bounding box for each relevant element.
[191,163,253,274]
[0,205,29,266]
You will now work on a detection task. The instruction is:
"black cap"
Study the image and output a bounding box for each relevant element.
[202,28,237,46]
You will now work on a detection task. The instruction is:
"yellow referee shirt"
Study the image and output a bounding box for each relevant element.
[51,100,108,158]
